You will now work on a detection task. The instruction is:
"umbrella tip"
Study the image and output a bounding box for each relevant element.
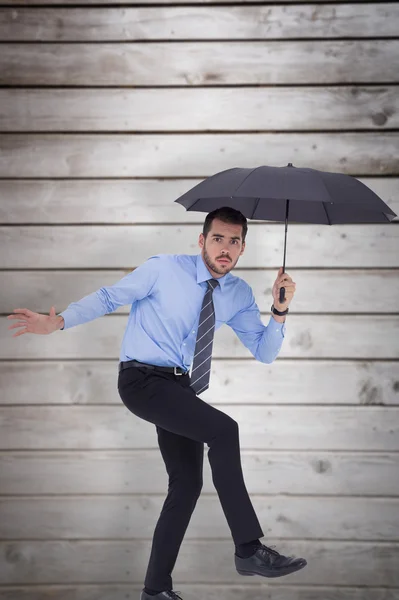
[287,162,293,167]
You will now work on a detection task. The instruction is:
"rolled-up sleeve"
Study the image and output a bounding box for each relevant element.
[226,283,286,364]
[58,255,161,330]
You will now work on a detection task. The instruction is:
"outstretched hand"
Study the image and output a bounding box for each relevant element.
[7,306,61,337]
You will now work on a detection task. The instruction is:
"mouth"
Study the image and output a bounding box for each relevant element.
[217,258,230,264]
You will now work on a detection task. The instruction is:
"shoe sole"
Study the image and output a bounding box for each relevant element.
[237,561,307,578]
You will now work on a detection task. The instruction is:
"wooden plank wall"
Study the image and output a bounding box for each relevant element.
[0,1,399,599]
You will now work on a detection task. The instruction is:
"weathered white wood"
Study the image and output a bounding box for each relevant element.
[1,450,397,496]
[1,539,398,586]
[0,405,397,451]
[1,225,398,269]
[0,178,397,222]
[1,41,398,85]
[0,0,376,4]
[2,133,398,177]
[2,315,399,360]
[2,269,399,314]
[1,495,398,541]
[1,87,398,132]
[1,360,398,406]
[0,584,397,600]
[1,5,398,41]
[1,133,398,177]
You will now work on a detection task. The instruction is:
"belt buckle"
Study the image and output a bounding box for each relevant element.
[174,366,183,376]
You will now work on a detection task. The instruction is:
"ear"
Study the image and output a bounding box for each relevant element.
[199,233,204,248]
[240,241,245,255]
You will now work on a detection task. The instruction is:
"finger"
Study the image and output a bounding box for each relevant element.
[276,289,294,297]
[278,284,295,291]
[279,275,293,284]
[12,308,32,315]
[278,284,296,292]
[12,329,28,337]
[7,315,28,321]
[8,322,29,330]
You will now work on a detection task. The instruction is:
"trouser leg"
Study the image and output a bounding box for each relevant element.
[143,426,204,591]
[117,368,264,588]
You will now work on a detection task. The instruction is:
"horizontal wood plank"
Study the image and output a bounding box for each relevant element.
[1,495,398,541]
[1,41,398,85]
[0,405,397,451]
[1,5,398,41]
[1,133,398,177]
[2,269,399,314]
[0,539,398,586]
[1,360,398,406]
[1,225,398,269]
[2,315,399,359]
[0,178,397,222]
[0,584,397,600]
[1,450,397,496]
[1,87,399,132]
[0,0,377,4]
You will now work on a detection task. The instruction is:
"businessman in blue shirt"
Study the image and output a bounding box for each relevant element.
[8,206,306,600]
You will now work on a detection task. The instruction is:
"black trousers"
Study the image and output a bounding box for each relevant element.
[117,365,264,591]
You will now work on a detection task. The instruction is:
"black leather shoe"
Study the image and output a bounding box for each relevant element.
[235,544,307,578]
[140,590,184,600]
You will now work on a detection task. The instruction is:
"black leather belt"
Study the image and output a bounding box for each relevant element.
[119,359,189,376]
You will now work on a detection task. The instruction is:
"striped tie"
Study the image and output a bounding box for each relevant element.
[190,278,220,395]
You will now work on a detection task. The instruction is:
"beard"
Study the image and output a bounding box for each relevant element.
[203,247,235,275]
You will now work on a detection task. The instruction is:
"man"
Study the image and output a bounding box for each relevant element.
[8,206,306,600]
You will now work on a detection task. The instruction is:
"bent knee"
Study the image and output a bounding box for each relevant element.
[216,415,239,438]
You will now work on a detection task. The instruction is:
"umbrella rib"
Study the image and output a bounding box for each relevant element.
[252,197,260,219]
[234,166,262,196]
[322,201,331,225]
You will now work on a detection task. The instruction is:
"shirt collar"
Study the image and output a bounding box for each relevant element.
[196,253,230,292]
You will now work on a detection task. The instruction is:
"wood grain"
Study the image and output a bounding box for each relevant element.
[1,133,397,177]
[1,87,398,132]
[1,5,398,41]
[1,360,398,406]
[0,539,398,586]
[0,405,397,451]
[2,314,399,359]
[1,450,398,495]
[0,584,397,600]
[2,269,399,314]
[1,41,398,85]
[1,225,398,268]
[0,177,397,222]
[1,495,398,541]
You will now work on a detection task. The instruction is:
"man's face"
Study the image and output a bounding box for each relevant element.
[199,218,245,278]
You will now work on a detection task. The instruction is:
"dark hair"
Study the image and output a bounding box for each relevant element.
[202,206,248,243]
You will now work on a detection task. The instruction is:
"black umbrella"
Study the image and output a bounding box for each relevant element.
[174,163,397,303]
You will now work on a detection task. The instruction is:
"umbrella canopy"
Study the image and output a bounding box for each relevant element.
[174,163,397,302]
[174,164,396,224]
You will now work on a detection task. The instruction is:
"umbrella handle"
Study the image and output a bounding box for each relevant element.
[279,284,286,304]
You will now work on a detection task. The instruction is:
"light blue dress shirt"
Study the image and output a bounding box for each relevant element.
[59,253,286,369]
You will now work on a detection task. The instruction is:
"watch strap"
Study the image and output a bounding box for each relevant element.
[271,303,289,316]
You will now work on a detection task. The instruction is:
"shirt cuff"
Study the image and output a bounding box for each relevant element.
[57,309,74,330]
[269,314,286,338]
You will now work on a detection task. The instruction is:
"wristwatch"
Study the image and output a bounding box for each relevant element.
[271,303,289,316]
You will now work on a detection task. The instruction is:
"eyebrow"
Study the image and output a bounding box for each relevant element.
[211,233,241,241]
